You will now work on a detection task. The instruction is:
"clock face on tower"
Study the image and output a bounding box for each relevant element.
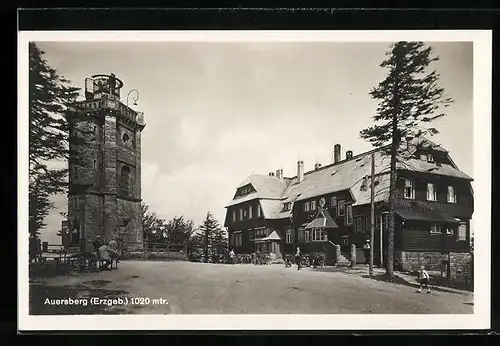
[319,197,326,208]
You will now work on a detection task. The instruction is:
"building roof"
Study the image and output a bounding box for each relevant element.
[225,174,289,207]
[305,209,338,229]
[253,230,282,243]
[262,230,282,241]
[226,137,473,218]
[259,199,285,220]
[397,158,473,180]
[395,207,460,224]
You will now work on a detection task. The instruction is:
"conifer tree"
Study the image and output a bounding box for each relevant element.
[360,42,453,278]
[198,212,224,263]
[29,42,83,235]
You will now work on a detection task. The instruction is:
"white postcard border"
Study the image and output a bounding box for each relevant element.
[18,30,492,331]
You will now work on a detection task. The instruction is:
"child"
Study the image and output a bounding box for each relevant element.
[229,249,235,264]
[295,247,301,270]
[418,265,431,293]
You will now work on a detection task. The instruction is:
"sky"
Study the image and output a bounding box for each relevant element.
[32,40,473,245]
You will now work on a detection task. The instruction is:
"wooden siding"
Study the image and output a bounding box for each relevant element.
[399,219,470,252]
[396,171,473,218]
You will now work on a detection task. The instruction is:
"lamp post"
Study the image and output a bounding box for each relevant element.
[126,89,139,109]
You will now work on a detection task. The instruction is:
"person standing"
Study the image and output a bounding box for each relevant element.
[108,237,119,264]
[418,265,432,294]
[363,239,371,265]
[295,247,301,271]
[229,249,236,264]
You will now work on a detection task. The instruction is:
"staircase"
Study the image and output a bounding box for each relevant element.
[335,253,351,267]
[322,242,352,267]
[321,241,337,266]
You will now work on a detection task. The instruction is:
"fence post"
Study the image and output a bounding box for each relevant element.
[335,244,341,265]
[350,243,356,267]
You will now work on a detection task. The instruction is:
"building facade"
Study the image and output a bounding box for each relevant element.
[224,138,473,275]
[65,73,145,252]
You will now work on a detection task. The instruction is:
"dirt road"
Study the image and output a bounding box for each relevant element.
[30,260,473,315]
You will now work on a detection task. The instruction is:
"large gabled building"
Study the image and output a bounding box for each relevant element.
[224,137,474,276]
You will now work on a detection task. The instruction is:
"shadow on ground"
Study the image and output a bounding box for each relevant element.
[29,279,130,315]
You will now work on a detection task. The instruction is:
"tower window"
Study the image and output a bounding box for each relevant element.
[93,160,97,170]
[120,165,131,195]
[122,133,130,143]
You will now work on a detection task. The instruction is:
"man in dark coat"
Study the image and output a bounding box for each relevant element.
[363,239,371,265]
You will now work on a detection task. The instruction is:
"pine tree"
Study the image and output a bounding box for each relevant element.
[198,212,222,263]
[29,42,83,236]
[210,224,228,261]
[360,42,453,278]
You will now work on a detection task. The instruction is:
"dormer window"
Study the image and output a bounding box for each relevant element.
[427,154,434,163]
[283,202,291,212]
[238,185,253,196]
[337,200,345,216]
[330,196,337,207]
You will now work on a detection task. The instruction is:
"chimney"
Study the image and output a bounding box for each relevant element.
[314,163,322,170]
[334,144,341,163]
[346,150,353,160]
[276,169,283,180]
[297,160,304,183]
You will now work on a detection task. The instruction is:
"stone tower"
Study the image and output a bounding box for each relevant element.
[66,73,145,252]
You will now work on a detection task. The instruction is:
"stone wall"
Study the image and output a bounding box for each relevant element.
[449,252,473,281]
[85,194,104,242]
[395,250,473,281]
[104,195,118,242]
[395,251,445,272]
[102,114,117,194]
[117,198,143,251]
[135,129,142,198]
